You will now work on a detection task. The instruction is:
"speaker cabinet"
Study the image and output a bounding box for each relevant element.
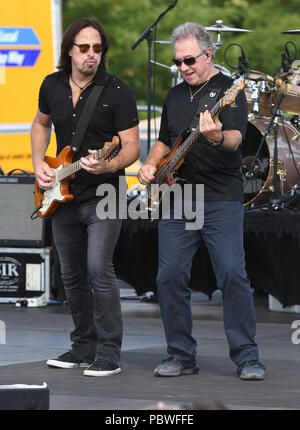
[0,176,50,247]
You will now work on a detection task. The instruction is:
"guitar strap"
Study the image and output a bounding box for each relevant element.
[31,73,110,220]
[70,73,110,153]
[190,83,223,130]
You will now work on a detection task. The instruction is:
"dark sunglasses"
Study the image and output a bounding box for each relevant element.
[73,42,103,54]
[172,48,207,67]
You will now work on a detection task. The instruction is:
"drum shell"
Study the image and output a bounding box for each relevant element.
[273,68,300,115]
[244,70,274,117]
[242,117,300,207]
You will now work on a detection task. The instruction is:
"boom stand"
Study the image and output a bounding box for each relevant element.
[131,1,178,154]
[269,93,285,208]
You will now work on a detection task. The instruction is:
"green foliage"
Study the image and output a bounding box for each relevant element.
[62,0,299,107]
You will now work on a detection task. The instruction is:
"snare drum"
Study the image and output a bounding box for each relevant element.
[244,70,274,117]
[273,65,300,115]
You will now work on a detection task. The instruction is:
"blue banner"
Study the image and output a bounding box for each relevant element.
[0,49,41,67]
[0,27,41,46]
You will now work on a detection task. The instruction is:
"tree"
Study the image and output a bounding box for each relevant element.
[62,0,299,107]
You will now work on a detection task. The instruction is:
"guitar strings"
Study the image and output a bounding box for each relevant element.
[55,142,118,182]
[146,79,242,204]
[146,97,224,199]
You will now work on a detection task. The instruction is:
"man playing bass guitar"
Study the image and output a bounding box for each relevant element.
[138,22,265,381]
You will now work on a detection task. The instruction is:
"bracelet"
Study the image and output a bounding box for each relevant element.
[212,132,225,148]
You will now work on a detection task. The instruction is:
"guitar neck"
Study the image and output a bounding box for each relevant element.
[148,97,225,189]
[164,98,224,171]
[57,149,102,182]
[146,77,243,201]
[211,98,223,119]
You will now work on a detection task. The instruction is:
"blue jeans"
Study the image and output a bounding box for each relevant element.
[52,199,122,365]
[156,200,259,366]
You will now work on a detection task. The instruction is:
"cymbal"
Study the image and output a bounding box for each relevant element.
[206,19,253,33]
[155,40,171,44]
[281,30,300,35]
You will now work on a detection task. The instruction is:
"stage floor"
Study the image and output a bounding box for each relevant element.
[0,283,299,411]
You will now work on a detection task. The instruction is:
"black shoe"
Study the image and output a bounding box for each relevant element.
[237,360,265,380]
[154,357,199,377]
[47,351,90,369]
[84,358,121,376]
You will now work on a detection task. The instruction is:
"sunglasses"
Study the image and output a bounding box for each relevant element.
[73,42,103,54]
[172,48,207,67]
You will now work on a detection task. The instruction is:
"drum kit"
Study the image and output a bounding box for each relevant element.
[153,21,300,209]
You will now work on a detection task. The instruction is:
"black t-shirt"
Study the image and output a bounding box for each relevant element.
[38,65,139,204]
[158,72,248,202]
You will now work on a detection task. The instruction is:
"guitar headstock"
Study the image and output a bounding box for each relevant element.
[98,136,120,161]
[223,77,244,108]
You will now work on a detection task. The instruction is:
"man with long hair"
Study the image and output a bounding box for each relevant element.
[31,18,140,376]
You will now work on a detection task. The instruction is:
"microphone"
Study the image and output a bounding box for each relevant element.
[238,47,249,75]
[281,41,297,72]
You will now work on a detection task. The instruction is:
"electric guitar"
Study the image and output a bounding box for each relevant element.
[146,77,244,213]
[33,136,120,219]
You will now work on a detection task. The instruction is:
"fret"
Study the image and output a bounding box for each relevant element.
[56,149,102,182]
[211,99,222,118]
[147,77,244,210]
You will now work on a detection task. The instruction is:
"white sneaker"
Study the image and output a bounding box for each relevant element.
[84,359,121,376]
[47,351,90,369]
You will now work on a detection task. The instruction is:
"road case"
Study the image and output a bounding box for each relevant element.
[0,247,52,307]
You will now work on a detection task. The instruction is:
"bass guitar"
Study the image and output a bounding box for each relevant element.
[33,136,119,219]
[146,77,244,213]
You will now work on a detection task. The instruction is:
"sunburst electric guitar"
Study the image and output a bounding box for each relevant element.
[33,136,120,219]
[146,77,244,213]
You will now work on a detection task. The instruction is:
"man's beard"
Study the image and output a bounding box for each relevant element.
[78,62,98,76]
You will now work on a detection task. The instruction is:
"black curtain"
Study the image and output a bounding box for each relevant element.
[114,209,300,307]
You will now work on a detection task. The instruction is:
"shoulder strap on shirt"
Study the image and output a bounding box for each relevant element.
[70,73,110,153]
[189,74,233,129]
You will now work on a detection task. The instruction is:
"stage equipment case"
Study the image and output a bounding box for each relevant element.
[0,247,51,307]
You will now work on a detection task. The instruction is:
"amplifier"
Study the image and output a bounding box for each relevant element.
[0,175,50,247]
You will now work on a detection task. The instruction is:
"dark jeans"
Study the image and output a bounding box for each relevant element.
[52,199,122,365]
[156,200,259,366]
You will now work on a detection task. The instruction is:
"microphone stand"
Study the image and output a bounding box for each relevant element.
[247,93,284,185]
[131,1,178,154]
[268,93,285,208]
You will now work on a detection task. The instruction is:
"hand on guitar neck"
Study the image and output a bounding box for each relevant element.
[199,110,223,144]
[34,150,98,191]
[79,149,116,175]
[33,137,120,218]
[35,147,112,191]
[138,77,245,191]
